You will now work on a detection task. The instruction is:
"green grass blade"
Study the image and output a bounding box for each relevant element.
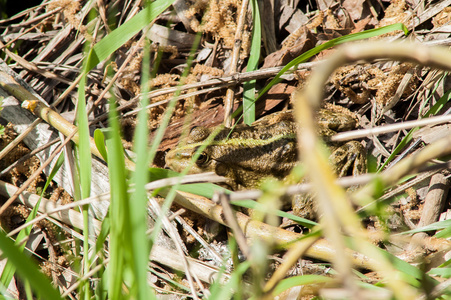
[354,239,436,287]
[419,72,448,116]
[86,0,174,71]
[94,214,110,256]
[94,129,108,162]
[78,40,95,297]
[232,200,318,228]
[43,152,65,192]
[77,74,92,199]
[403,219,451,235]
[402,219,451,239]
[424,86,451,118]
[128,37,155,298]
[428,267,451,278]
[272,275,333,296]
[377,128,417,172]
[435,226,451,239]
[105,93,130,299]
[148,168,228,197]
[242,0,261,125]
[255,23,408,102]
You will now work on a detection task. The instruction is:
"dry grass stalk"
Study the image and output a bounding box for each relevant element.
[223,0,250,126]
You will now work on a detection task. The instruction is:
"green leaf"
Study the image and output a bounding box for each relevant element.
[428,267,451,278]
[435,226,451,239]
[421,73,449,117]
[403,219,451,235]
[424,85,451,118]
[77,74,92,199]
[402,218,451,239]
[354,239,437,287]
[273,275,333,296]
[94,129,108,162]
[232,200,318,228]
[377,128,417,172]
[149,167,229,198]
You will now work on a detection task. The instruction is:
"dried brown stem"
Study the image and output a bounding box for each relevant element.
[165,189,379,270]
[216,192,250,258]
[0,138,59,177]
[0,40,74,85]
[0,129,75,215]
[0,118,41,161]
[142,62,314,101]
[0,69,135,170]
[224,0,250,126]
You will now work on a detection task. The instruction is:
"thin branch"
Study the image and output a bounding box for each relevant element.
[223,0,250,126]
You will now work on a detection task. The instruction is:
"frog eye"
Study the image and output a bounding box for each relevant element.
[196,152,210,166]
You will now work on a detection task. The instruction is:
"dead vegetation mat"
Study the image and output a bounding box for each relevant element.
[1,0,451,298]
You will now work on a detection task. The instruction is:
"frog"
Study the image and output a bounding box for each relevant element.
[165,109,366,218]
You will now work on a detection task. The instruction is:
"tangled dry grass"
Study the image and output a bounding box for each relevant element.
[1,0,451,299]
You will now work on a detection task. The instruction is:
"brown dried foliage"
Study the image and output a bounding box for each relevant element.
[186,0,250,57]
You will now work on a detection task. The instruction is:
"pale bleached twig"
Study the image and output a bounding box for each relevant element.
[0,118,42,161]
[332,113,451,142]
[2,172,224,237]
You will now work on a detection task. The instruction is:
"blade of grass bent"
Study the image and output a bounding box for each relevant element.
[418,72,448,116]
[148,168,228,198]
[402,218,451,236]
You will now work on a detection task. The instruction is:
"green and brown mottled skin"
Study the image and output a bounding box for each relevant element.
[165,109,366,192]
